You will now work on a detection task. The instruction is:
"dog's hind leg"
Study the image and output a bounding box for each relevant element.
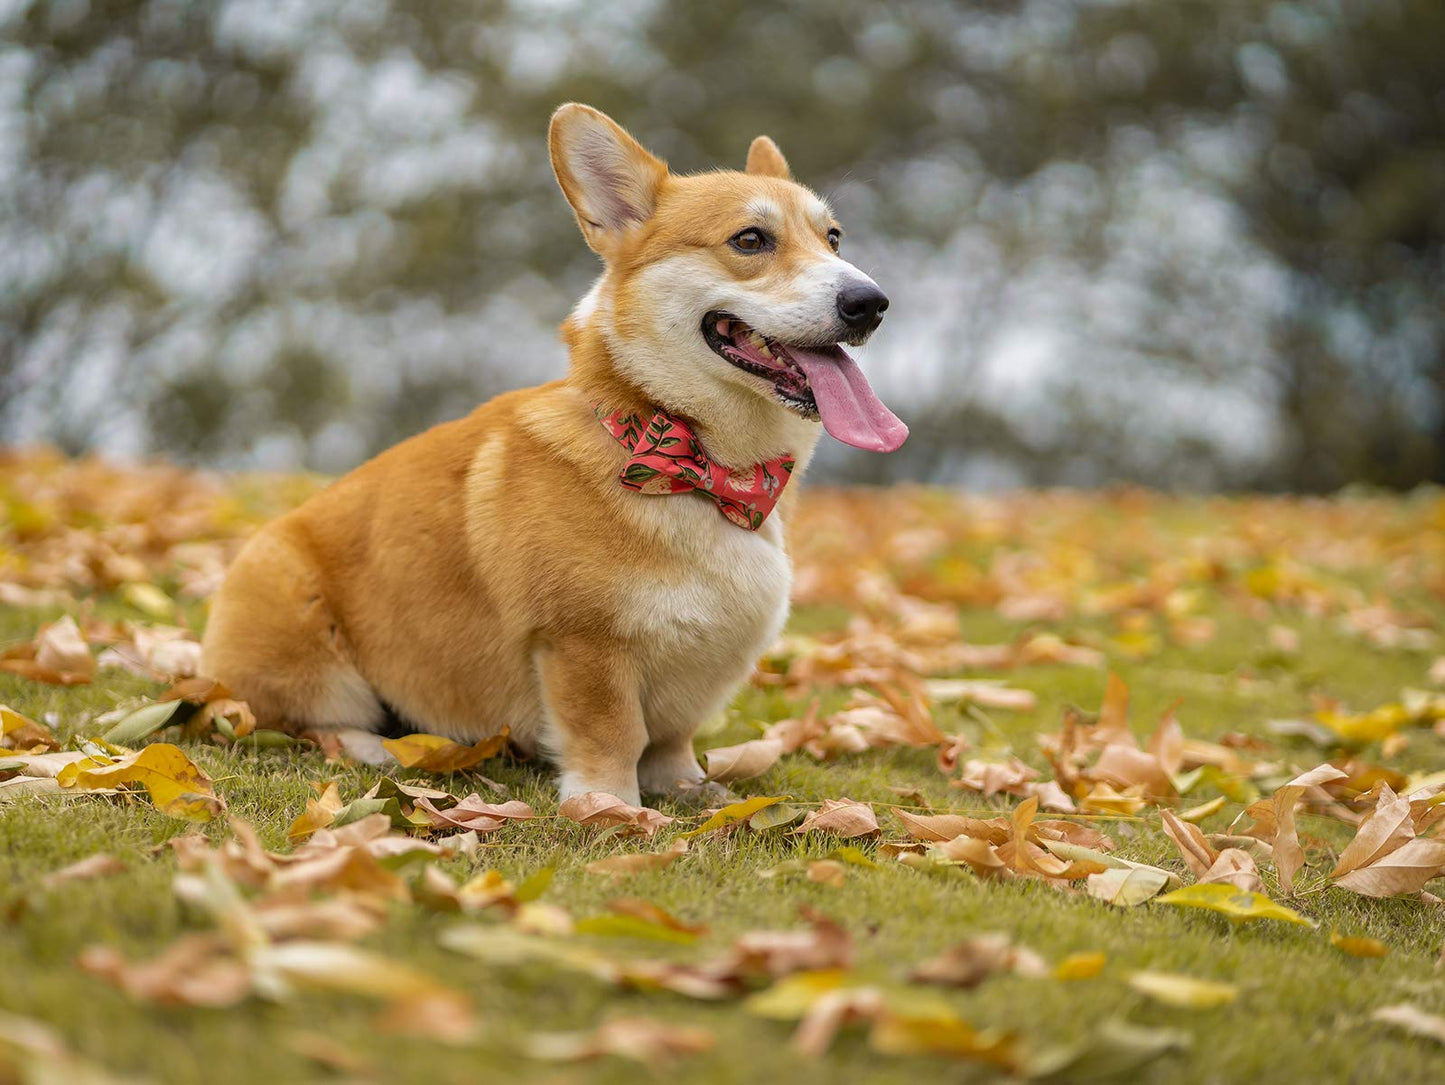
[200,524,384,736]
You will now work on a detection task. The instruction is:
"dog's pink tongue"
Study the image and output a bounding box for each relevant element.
[789,344,908,453]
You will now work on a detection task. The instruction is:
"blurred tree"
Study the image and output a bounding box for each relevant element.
[0,0,1440,490]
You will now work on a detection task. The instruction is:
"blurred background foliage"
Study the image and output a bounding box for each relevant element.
[0,0,1441,490]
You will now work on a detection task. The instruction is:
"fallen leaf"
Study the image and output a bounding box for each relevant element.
[1267,763,1349,895]
[77,936,252,1007]
[584,838,689,878]
[41,854,126,888]
[1027,1020,1191,1082]
[1127,970,1238,1009]
[1086,865,1173,906]
[1,704,57,750]
[1371,1004,1445,1045]
[559,792,675,838]
[1329,930,1389,958]
[523,1016,715,1063]
[287,782,344,842]
[59,742,225,820]
[414,794,533,832]
[1154,883,1316,927]
[703,737,785,782]
[793,798,879,839]
[1333,836,1445,898]
[381,730,508,772]
[607,898,708,936]
[680,794,785,837]
[910,933,1047,988]
[1054,952,1107,981]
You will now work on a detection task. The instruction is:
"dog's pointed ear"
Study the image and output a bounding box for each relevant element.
[549,104,667,254]
[745,135,791,180]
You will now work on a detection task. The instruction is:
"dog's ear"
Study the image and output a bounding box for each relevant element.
[745,136,791,180]
[549,104,668,254]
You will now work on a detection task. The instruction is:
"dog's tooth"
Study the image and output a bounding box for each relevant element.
[716,318,730,336]
[747,331,768,352]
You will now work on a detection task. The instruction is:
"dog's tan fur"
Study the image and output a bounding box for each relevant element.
[201,105,887,804]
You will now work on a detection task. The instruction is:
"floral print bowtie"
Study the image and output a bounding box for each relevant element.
[595,406,794,531]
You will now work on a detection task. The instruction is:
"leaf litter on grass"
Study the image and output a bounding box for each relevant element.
[4,455,1445,1079]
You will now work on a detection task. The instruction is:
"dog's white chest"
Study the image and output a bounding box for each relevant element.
[615,495,792,736]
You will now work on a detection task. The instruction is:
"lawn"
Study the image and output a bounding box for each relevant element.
[3,456,1444,1084]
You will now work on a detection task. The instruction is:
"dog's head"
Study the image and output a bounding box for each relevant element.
[549,104,907,456]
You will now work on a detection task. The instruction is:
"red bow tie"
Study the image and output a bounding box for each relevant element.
[596,406,794,531]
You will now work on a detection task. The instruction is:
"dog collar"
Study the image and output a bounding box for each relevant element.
[595,405,794,531]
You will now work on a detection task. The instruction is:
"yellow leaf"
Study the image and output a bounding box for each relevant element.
[1128,970,1238,1009]
[680,795,786,838]
[1179,796,1227,823]
[1330,930,1389,958]
[382,730,508,772]
[1154,883,1316,927]
[288,782,344,842]
[1054,952,1106,981]
[60,742,224,820]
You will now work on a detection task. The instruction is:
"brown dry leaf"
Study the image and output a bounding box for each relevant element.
[559,792,675,838]
[790,986,885,1058]
[925,678,1038,712]
[1264,763,1349,895]
[59,742,225,820]
[1,616,95,685]
[729,907,853,979]
[523,1015,715,1063]
[1333,837,1445,898]
[415,794,533,832]
[96,623,202,680]
[1199,849,1264,893]
[287,782,343,842]
[1331,781,1445,898]
[252,895,388,942]
[77,935,253,1007]
[382,729,509,772]
[374,990,479,1044]
[41,854,126,888]
[893,808,1009,844]
[909,933,1046,988]
[703,737,785,783]
[1160,809,1216,877]
[794,798,879,839]
[951,757,1039,798]
[585,838,689,878]
[1330,783,1415,878]
[1371,1004,1445,1045]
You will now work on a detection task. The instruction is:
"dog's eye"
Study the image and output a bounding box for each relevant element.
[827,228,842,253]
[729,228,770,253]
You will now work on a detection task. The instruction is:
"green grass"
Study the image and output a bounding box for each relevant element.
[3,557,1445,1083]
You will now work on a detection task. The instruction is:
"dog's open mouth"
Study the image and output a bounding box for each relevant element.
[701,310,909,453]
[702,312,815,412]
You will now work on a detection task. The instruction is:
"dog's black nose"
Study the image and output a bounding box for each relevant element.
[836,282,889,333]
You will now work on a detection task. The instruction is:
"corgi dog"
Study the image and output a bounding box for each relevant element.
[200,104,906,805]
